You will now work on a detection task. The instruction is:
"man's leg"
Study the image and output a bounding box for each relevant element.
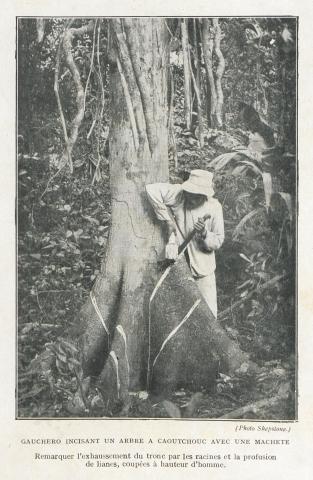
[195,273,217,318]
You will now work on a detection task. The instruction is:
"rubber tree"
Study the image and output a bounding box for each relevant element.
[76,18,249,410]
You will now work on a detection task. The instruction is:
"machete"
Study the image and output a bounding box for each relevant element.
[159,213,211,270]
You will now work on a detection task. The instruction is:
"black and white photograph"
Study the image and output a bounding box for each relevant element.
[17,16,297,419]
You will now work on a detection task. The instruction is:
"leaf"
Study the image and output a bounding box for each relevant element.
[82,215,99,225]
[21,323,36,334]
[273,368,286,377]
[60,339,79,354]
[256,271,270,281]
[285,225,293,253]
[173,390,186,398]
[240,290,249,298]
[56,358,67,374]
[233,208,263,240]
[55,352,67,363]
[231,165,247,176]
[66,393,87,415]
[45,343,58,354]
[240,160,263,176]
[29,253,41,260]
[187,136,197,146]
[183,392,203,418]
[74,159,86,168]
[239,253,252,264]
[27,350,55,375]
[162,400,181,418]
[276,192,293,221]
[74,229,84,241]
[68,358,81,368]
[209,152,239,171]
[237,279,253,289]
[278,382,291,399]
[19,384,47,401]
[90,395,105,409]
[262,172,273,210]
[138,391,149,400]
[281,26,293,44]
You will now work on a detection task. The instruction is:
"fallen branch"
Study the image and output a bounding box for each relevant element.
[218,394,285,419]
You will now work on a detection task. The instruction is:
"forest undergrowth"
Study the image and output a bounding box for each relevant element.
[18,122,295,419]
[17,17,296,418]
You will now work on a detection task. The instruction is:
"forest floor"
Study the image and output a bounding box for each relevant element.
[17,123,296,419]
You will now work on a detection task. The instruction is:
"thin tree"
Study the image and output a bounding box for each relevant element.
[181,19,192,130]
[201,18,225,127]
[212,18,225,127]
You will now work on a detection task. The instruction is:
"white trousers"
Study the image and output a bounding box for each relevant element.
[194,273,217,318]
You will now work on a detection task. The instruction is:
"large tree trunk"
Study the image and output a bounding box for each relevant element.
[78,18,169,404]
[77,18,249,411]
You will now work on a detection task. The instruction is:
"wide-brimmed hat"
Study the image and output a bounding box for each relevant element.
[182,169,214,197]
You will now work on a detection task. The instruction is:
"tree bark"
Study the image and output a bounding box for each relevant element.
[168,67,178,169]
[201,18,217,127]
[181,19,192,130]
[78,18,169,406]
[77,18,250,411]
[193,19,204,146]
[58,20,95,172]
[212,18,225,127]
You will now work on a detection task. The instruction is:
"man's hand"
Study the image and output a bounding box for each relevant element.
[164,219,176,241]
[194,217,207,239]
[164,220,178,260]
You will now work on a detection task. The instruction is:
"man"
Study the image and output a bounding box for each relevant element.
[146,169,224,318]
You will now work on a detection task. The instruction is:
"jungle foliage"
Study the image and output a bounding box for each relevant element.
[17,17,296,418]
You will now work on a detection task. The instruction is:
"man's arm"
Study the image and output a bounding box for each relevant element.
[145,183,183,221]
[145,183,183,238]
